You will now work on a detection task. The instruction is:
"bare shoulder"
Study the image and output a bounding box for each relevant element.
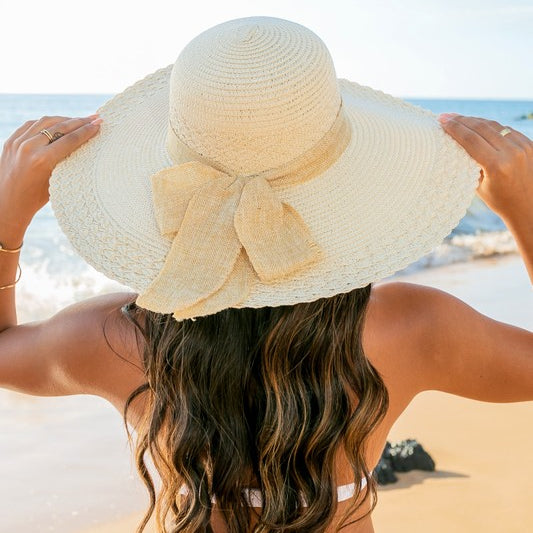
[361,281,446,402]
[0,291,148,418]
[363,280,533,402]
[362,280,448,363]
[50,292,150,422]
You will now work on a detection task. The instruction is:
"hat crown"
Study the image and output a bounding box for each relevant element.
[167,17,341,175]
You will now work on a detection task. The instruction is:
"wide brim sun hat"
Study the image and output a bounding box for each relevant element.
[49,16,481,321]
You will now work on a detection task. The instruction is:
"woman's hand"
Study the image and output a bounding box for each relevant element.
[0,115,102,232]
[438,113,533,225]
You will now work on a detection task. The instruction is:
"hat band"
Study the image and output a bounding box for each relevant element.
[165,102,352,187]
[136,104,352,321]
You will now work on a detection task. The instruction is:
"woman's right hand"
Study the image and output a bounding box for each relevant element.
[0,115,101,230]
[438,113,532,225]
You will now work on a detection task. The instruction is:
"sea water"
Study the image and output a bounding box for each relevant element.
[0,94,532,320]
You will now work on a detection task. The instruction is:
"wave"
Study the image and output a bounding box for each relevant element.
[16,230,519,323]
[397,229,518,276]
[16,259,129,323]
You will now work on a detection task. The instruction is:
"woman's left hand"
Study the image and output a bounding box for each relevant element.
[0,114,102,230]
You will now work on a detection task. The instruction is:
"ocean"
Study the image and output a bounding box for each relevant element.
[0,94,532,321]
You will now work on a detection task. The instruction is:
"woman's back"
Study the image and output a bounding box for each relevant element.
[128,280,532,531]
[36,279,527,532]
[75,282,419,532]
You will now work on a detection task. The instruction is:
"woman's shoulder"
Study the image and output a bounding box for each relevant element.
[361,281,445,404]
[365,279,474,347]
[369,279,454,310]
[55,291,150,425]
[364,280,449,354]
[365,280,533,403]
[363,280,472,402]
[0,291,147,419]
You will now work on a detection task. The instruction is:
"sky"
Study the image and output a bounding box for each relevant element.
[0,0,531,99]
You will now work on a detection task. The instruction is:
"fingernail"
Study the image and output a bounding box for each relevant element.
[87,113,100,120]
[90,117,103,126]
[438,112,460,123]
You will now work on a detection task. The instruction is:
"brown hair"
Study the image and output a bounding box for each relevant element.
[120,283,388,532]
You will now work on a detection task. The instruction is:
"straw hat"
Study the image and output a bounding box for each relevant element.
[49,16,480,321]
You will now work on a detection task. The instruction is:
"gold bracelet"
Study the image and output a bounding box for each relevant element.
[0,263,22,290]
[0,240,23,253]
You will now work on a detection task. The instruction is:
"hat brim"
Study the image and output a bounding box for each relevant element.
[49,65,480,309]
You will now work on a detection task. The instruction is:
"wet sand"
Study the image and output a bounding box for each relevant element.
[2,254,531,532]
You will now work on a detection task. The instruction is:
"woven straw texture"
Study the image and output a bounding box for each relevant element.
[49,16,480,317]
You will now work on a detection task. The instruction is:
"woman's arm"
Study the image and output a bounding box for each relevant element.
[0,116,148,424]
[406,114,533,401]
[0,216,24,329]
[0,114,101,331]
[501,215,533,284]
[0,118,95,390]
[0,292,141,394]
[396,282,532,402]
[366,280,533,405]
[370,116,533,404]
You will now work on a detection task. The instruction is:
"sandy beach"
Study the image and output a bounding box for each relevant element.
[1,253,531,533]
[372,254,533,533]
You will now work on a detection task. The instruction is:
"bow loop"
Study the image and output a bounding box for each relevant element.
[150,161,227,238]
[235,176,323,282]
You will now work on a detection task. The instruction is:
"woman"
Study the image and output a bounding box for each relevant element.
[0,17,532,533]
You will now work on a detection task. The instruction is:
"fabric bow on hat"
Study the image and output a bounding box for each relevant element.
[135,160,324,320]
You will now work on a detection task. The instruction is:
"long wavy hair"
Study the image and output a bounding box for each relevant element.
[117,283,388,532]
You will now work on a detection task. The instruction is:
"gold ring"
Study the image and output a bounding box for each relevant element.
[39,129,54,142]
[39,129,65,144]
[499,127,512,137]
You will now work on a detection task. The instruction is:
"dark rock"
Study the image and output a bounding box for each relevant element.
[375,453,398,485]
[376,439,436,485]
[387,438,436,473]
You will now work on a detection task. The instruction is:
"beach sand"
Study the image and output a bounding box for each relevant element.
[2,254,531,533]
[372,254,533,533]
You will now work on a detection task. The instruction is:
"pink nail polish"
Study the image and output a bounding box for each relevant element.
[438,112,460,123]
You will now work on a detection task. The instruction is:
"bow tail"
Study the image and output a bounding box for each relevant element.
[136,178,247,314]
[172,249,256,321]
